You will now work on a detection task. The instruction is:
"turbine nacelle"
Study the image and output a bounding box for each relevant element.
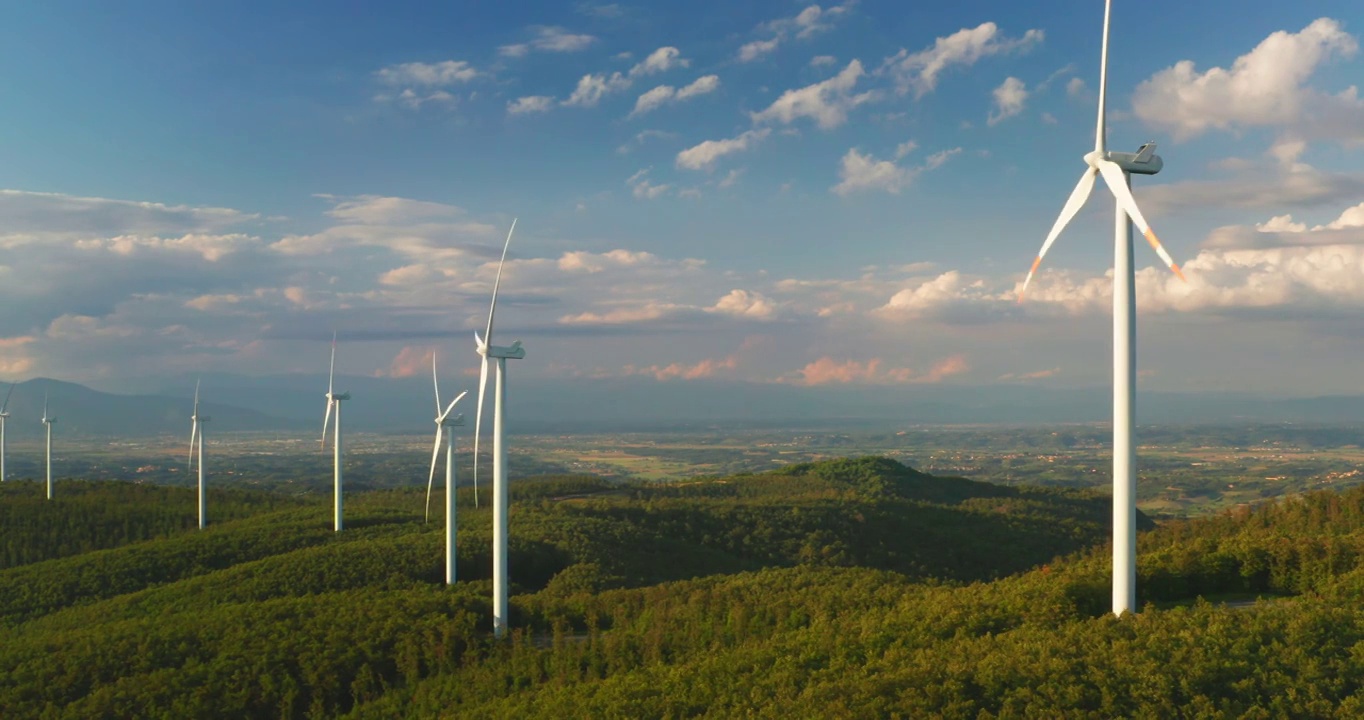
[436,413,465,427]
[326,392,352,401]
[1084,144,1163,176]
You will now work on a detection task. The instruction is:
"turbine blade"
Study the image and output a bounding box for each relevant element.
[484,218,518,346]
[473,355,489,509]
[328,331,337,395]
[1097,160,1186,281]
[1,382,14,413]
[1020,167,1099,301]
[440,390,468,420]
[432,352,441,414]
[1095,0,1111,154]
[321,399,333,450]
[194,378,200,408]
[189,423,198,469]
[426,427,442,524]
[43,391,48,421]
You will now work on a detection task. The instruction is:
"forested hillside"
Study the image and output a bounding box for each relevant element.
[3,457,1364,717]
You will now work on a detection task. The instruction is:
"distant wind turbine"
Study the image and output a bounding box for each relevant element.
[1019,0,1185,616]
[474,218,524,638]
[42,390,56,500]
[321,332,351,532]
[427,353,467,585]
[189,380,210,529]
[0,382,13,482]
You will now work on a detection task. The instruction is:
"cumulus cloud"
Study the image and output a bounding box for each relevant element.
[750,60,879,129]
[373,60,477,110]
[831,146,960,196]
[626,169,670,199]
[376,345,434,378]
[676,129,771,171]
[708,289,779,320]
[560,47,690,109]
[1132,18,1364,144]
[375,60,478,87]
[508,95,555,115]
[1205,203,1364,250]
[737,2,856,62]
[987,76,1027,125]
[791,354,969,385]
[881,22,1043,97]
[498,26,597,57]
[630,75,720,117]
[625,354,739,381]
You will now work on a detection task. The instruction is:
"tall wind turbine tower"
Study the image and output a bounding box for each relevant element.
[1019,0,1185,616]
[474,219,523,638]
[427,353,467,585]
[0,383,13,482]
[42,391,56,500]
[321,332,351,532]
[189,380,210,529]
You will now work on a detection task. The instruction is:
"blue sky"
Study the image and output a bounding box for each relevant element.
[2,1,1364,399]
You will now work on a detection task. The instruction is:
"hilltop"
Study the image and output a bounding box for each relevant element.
[1,457,1363,717]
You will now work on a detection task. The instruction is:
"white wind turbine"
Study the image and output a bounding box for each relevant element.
[474,218,523,638]
[0,383,13,482]
[1019,0,1185,617]
[42,390,56,500]
[426,353,467,585]
[321,332,351,532]
[188,380,210,529]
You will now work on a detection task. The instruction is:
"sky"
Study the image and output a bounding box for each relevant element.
[2,0,1364,401]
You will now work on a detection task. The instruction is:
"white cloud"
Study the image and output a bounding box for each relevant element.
[384,89,456,110]
[560,47,690,109]
[507,95,555,115]
[630,75,720,117]
[0,189,257,237]
[881,22,1043,97]
[1066,77,1086,97]
[563,72,631,107]
[708,289,779,320]
[499,26,597,57]
[630,47,689,77]
[987,76,1027,125]
[1205,203,1364,250]
[739,39,781,63]
[626,169,671,199]
[1141,156,1364,217]
[810,55,838,67]
[1132,18,1363,143]
[831,146,960,196]
[676,129,771,171]
[1257,214,1308,233]
[750,60,878,129]
[375,60,478,87]
[737,3,856,63]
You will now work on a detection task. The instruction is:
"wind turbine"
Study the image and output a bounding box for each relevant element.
[0,383,13,482]
[474,218,523,638]
[427,353,467,585]
[1019,0,1185,617]
[42,391,55,500]
[321,332,351,532]
[189,380,210,529]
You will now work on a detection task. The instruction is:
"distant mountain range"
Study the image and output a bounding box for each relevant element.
[0,375,1361,438]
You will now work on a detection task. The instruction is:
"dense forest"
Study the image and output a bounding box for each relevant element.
[3,457,1364,717]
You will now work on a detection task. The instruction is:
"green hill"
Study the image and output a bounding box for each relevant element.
[3,457,1364,718]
